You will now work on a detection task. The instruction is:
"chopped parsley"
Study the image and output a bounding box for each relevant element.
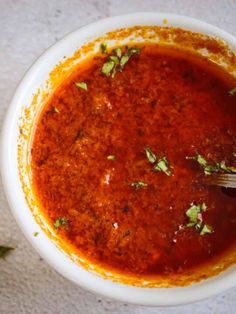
[186,203,207,225]
[0,246,14,258]
[109,55,119,66]
[101,61,116,77]
[114,47,122,58]
[145,147,156,164]
[54,217,69,229]
[120,55,129,69]
[186,153,236,175]
[145,146,172,176]
[131,181,148,190]
[154,156,172,176]
[218,160,236,173]
[100,42,108,54]
[200,224,213,235]
[127,47,140,56]
[107,155,116,161]
[120,47,141,70]
[228,87,236,96]
[186,154,207,167]
[75,82,88,91]
[185,203,213,236]
[34,232,39,237]
[101,46,141,77]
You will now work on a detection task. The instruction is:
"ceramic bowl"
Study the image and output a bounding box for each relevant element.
[1,12,236,306]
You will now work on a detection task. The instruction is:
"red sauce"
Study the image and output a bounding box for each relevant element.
[31,45,236,278]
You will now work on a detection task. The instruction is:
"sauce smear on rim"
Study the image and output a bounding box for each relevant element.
[31,45,236,278]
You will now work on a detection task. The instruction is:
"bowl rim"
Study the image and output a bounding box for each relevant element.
[1,12,236,306]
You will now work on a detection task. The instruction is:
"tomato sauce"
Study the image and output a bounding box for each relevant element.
[31,45,236,277]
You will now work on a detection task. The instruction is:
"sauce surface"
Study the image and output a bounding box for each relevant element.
[31,45,236,278]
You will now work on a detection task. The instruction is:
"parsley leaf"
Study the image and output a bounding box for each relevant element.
[186,204,200,223]
[101,46,141,77]
[218,161,236,173]
[54,217,69,229]
[185,203,213,236]
[109,55,120,65]
[145,147,172,175]
[120,55,130,69]
[75,82,88,91]
[34,232,39,237]
[145,147,156,164]
[186,154,207,167]
[127,47,141,57]
[186,203,207,223]
[120,47,140,70]
[199,223,213,235]
[131,181,148,190]
[154,156,172,176]
[114,47,122,58]
[0,246,14,258]
[101,61,116,76]
[228,87,236,96]
[186,153,236,175]
[100,42,108,54]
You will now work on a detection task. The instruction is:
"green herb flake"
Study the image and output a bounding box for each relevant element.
[185,203,213,236]
[120,47,140,69]
[186,154,207,167]
[34,232,39,237]
[75,82,88,91]
[101,46,141,77]
[0,246,14,258]
[127,47,141,57]
[199,223,214,235]
[54,217,69,229]
[109,55,119,66]
[107,155,116,161]
[101,61,115,76]
[145,147,156,164]
[228,87,236,96]
[114,47,122,58]
[186,203,207,223]
[186,221,197,228]
[120,55,130,69]
[186,204,200,223]
[100,42,108,54]
[186,153,236,175]
[203,164,218,176]
[219,160,230,172]
[131,181,148,190]
[154,156,172,176]
[218,161,236,173]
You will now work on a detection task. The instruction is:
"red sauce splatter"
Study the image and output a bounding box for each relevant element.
[31,45,236,277]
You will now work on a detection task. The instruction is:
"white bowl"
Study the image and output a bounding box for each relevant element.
[1,12,236,306]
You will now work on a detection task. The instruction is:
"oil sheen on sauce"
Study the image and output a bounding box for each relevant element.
[31,45,236,278]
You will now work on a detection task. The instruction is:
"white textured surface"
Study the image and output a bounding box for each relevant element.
[1,0,236,313]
